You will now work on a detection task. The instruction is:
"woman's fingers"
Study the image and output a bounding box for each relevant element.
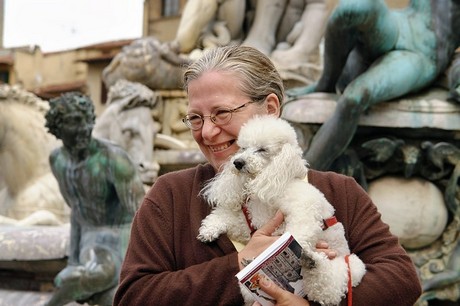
[315,240,337,259]
[238,211,284,270]
[258,277,310,306]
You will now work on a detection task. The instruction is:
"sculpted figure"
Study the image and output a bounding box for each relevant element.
[287,0,460,170]
[244,0,331,71]
[448,53,460,103]
[172,0,246,53]
[104,1,331,90]
[242,0,287,55]
[173,0,330,71]
[102,36,190,90]
[0,84,68,226]
[93,79,160,185]
[271,0,331,74]
[44,92,145,306]
[418,161,460,303]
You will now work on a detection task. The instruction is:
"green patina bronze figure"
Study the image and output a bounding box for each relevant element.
[44,92,145,306]
[287,0,460,171]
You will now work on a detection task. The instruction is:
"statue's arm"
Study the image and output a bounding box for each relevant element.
[109,149,145,223]
[68,211,82,265]
[49,149,82,266]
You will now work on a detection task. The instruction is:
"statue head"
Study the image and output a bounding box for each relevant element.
[45,92,96,151]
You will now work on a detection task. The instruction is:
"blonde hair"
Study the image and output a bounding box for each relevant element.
[183,45,285,104]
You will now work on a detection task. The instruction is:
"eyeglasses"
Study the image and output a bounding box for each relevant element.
[182,101,257,131]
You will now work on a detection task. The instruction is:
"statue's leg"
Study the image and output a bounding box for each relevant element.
[448,55,460,102]
[303,93,362,170]
[216,0,246,40]
[305,50,436,170]
[173,0,219,53]
[275,0,305,42]
[286,0,396,97]
[243,0,288,55]
[45,248,119,306]
[271,0,330,70]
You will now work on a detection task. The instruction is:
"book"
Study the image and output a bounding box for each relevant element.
[235,232,306,306]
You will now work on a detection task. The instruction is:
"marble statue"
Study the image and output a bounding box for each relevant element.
[93,79,160,185]
[287,0,460,171]
[44,92,145,306]
[244,0,332,78]
[172,0,246,53]
[103,1,333,90]
[0,84,69,226]
[102,36,191,90]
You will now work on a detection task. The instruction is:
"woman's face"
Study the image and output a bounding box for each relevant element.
[186,70,280,171]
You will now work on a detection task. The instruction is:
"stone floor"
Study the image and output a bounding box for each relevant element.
[0,289,85,306]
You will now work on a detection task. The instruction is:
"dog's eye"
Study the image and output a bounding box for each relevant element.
[256,148,267,153]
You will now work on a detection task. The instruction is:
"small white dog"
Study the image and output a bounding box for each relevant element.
[198,115,366,305]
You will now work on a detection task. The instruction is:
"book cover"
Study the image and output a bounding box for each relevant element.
[235,232,306,306]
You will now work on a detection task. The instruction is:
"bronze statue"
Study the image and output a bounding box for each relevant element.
[44,92,145,306]
[448,53,460,103]
[287,0,460,170]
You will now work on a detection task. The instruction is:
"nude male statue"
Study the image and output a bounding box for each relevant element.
[287,0,460,170]
[44,92,145,306]
[244,0,331,71]
[173,0,246,53]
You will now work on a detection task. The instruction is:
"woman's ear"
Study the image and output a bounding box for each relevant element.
[265,93,281,117]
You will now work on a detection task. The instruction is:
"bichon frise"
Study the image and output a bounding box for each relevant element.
[197,115,366,305]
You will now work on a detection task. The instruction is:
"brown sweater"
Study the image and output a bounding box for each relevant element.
[114,164,422,306]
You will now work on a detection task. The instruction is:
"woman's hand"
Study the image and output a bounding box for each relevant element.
[238,212,337,269]
[253,278,310,306]
[315,240,337,259]
[238,211,284,270]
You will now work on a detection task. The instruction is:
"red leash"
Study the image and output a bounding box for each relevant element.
[323,216,353,305]
[242,199,256,235]
[322,216,337,229]
[345,254,352,306]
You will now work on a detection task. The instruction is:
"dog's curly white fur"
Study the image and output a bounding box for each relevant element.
[198,115,366,305]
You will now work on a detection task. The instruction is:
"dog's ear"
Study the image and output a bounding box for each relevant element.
[250,143,307,203]
[200,163,246,211]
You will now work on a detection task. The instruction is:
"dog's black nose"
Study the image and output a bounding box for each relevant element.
[233,158,245,170]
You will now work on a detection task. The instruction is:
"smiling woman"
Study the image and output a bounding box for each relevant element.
[3,0,144,52]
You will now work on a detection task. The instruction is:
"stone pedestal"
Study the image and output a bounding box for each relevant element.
[0,225,70,304]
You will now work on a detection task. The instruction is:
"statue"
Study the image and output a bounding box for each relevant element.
[102,36,190,90]
[287,0,460,171]
[93,79,160,185]
[172,0,246,53]
[44,92,145,306]
[103,0,333,91]
[448,53,460,103]
[413,159,460,305]
[244,0,332,79]
[0,84,68,226]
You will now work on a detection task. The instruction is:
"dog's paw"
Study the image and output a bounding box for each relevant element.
[197,227,221,243]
